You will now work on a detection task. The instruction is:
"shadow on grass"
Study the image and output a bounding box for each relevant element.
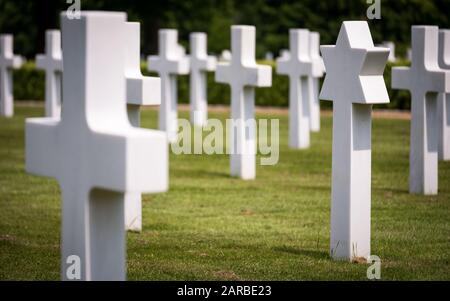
[273,246,329,260]
[299,184,331,193]
[173,168,231,180]
[373,187,410,195]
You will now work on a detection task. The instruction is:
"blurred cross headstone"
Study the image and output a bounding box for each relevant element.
[124,22,167,232]
[309,31,325,132]
[392,26,450,195]
[0,34,23,117]
[189,32,216,127]
[277,29,312,149]
[215,26,272,179]
[36,30,63,118]
[147,29,189,143]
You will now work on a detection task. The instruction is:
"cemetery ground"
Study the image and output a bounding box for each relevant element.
[0,104,449,281]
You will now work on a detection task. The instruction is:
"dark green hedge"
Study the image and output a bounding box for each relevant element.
[15,60,411,110]
[13,61,44,101]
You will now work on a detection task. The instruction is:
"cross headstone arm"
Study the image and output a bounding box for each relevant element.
[244,64,272,87]
[276,57,290,75]
[198,55,216,71]
[146,55,189,75]
[391,67,411,91]
[215,63,231,84]
[35,54,46,69]
[11,55,23,68]
[147,55,160,73]
[429,70,450,92]
[392,66,449,92]
[174,56,190,74]
[89,127,168,193]
[0,35,23,68]
[127,77,161,106]
[25,119,59,179]
[35,30,63,72]
[206,56,216,71]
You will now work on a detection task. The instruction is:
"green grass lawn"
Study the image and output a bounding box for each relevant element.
[0,105,449,280]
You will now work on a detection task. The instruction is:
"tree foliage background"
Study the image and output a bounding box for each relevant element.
[1,0,450,58]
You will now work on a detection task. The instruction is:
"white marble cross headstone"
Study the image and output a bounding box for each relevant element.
[392,26,450,195]
[309,31,325,132]
[438,29,450,161]
[26,12,168,280]
[189,32,216,127]
[277,29,312,149]
[36,30,63,118]
[216,25,272,179]
[320,21,390,261]
[0,34,23,117]
[124,22,166,232]
[147,29,189,143]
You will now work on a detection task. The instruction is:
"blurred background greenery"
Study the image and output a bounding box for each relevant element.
[1,0,449,109]
[2,0,450,58]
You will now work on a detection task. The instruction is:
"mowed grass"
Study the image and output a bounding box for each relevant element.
[0,105,449,281]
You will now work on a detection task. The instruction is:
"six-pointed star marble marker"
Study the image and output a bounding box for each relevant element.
[189,32,216,127]
[124,22,166,232]
[277,29,312,149]
[0,34,23,117]
[309,31,325,132]
[392,26,450,195]
[320,21,390,261]
[36,30,63,118]
[26,12,168,280]
[438,29,450,161]
[216,25,272,179]
[148,29,189,143]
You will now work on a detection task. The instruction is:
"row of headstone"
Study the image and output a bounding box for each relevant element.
[148,27,275,180]
[4,10,449,279]
[276,29,324,149]
[2,27,324,182]
[24,13,385,278]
